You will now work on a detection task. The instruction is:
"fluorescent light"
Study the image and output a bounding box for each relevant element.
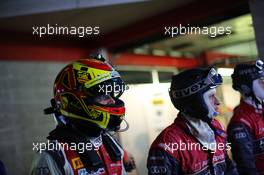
[217,68,234,77]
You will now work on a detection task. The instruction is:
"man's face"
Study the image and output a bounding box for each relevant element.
[208,90,220,113]
[257,77,264,89]
[94,95,116,105]
[253,76,264,101]
[203,88,220,118]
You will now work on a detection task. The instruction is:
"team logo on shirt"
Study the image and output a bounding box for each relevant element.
[72,157,84,170]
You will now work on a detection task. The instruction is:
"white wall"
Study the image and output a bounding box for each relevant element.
[119,83,178,175]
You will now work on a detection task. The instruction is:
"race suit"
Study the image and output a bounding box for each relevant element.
[147,114,238,175]
[30,125,127,175]
[228,100,264,175]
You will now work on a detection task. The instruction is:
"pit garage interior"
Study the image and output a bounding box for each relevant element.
[0,0,264,174]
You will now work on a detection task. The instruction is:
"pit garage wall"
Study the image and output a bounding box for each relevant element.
[216,76,241,127]
[0,61,65,175]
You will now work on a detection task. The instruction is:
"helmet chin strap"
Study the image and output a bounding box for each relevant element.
[115,118,129,132]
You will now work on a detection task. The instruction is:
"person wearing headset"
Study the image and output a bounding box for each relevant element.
[147,67,238,175]
[30,55,135,175]
[228,60,264,175]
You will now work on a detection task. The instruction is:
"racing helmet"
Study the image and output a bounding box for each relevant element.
[232,59,264,99]
[169,67,222,122]
[52,55,126,131]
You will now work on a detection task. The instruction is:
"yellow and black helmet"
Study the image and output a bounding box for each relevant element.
[52,55,126,131]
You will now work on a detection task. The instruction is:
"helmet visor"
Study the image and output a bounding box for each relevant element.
[206,68,223,88]
[85,77,126,98]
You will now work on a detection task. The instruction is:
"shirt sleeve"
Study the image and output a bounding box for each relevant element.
[228,123,258,175]
[30,152,64,175]
[147,148,181,175]
[224,153,239,175]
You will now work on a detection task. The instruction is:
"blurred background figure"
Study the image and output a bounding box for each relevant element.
[228,59,264,175]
